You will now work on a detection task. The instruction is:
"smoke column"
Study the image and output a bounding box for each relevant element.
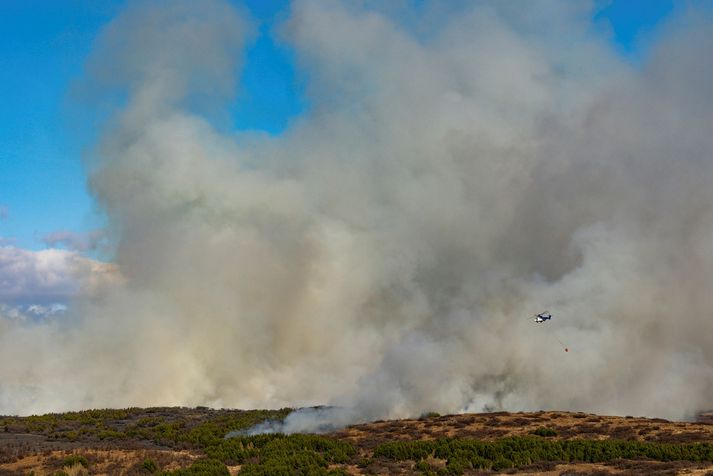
[1,0,713,425]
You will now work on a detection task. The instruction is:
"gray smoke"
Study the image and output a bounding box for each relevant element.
[228,407,354,436]
[1,0,713,426]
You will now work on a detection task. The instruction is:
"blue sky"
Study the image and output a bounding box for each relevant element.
[0,0,682,252]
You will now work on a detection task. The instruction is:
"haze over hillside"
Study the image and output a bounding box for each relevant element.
[1,0,713,428]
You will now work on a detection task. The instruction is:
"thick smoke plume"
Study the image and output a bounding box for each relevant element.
[1,0,713,425]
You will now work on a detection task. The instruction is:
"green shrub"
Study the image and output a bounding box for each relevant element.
[444,457,469,475]
[98,429,125,440]
[373,436,713,470]
[143,458,159,473]
[62,455,88,468]
[210,434,355,475]
[374,440,436,460]
[530,427,558,437]
[491,456,514,471]
[414,460,435,475]
[158,458,229,475]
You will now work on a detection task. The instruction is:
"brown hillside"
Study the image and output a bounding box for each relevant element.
[1,408,712,475]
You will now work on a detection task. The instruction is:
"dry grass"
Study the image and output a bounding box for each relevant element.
[332,410,713,451]
[328,411,713,474]
[0,447,199,475]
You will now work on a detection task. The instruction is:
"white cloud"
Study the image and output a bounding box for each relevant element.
[0,246,118,305]
[0,205,8,220]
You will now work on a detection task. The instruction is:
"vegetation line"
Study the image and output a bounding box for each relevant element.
[374,436,713,474]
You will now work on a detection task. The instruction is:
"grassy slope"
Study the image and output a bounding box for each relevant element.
[1,409,713,475]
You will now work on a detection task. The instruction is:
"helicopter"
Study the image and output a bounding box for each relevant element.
[533,311,552,323]
[529,311,568,352]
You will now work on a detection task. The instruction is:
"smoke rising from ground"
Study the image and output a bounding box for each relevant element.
[1,0,713,424]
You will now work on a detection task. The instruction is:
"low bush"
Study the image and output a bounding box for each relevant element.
[62,455,88,468]
[374,436,713,475]
[158,458,229,475]
[205,433,355,475]
[143,458,159,473]
[530,427,558,437]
